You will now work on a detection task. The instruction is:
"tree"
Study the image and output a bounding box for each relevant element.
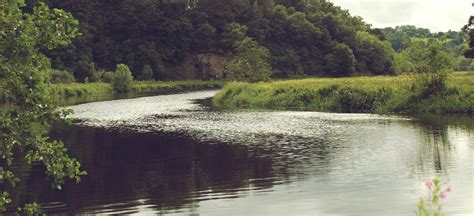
[221,22,248,49]
[192,23,216,50]
[463,16,474,58]
[324,43,356,77]
[112,64,134,92]
[138,64,154,81]
[38,0,399,78]
[354,31,395,75]
[228,37,272,82]
[399,40,455,95]
[0,1,85,213]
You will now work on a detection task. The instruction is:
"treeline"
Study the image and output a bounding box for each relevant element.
[380,25,472,72]
[24,0,396,81]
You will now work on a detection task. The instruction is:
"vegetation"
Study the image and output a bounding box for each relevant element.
[138,64,154,81]
[112,64,134,93]
[213,73,473,114]
[22,0,397,80]
[417,178,451,216]
[214,37,472,114]
[0,1,85,213]
[49,69,76,84]
[381,25,472,73]
[463,16,474,59]
[50,80,227,98]
[228,36,272,82]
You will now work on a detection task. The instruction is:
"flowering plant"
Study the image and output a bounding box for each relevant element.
[417,178,451,216]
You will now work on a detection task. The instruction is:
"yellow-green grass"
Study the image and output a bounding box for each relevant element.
[50,80,227,98]
[213,73,474,114]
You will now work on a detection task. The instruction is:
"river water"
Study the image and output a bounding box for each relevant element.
[10,90,473,215]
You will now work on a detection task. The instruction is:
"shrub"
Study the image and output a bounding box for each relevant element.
[75,60,96,82]
[138,64,153,81]
[101,71,115,83]
[49,69,76,84]
[112,64,133,92]
[93,69,115,83]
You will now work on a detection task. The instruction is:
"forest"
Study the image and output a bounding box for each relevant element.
[23,0,399,81]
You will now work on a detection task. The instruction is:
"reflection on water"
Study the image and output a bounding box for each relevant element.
[8,91,474,215]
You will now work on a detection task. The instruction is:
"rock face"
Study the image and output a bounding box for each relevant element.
[180,52,235,80]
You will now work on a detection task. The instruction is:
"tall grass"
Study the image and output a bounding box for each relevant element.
[49,80,227,98]
[213,73,473,114]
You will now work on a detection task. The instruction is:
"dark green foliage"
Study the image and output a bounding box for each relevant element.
[0,1,85,212]
[75,60,96,82]
[325,43,356,77]
[138,65,154,81]
[354,31,395,75]
[36,0,397,79]
[463,16,474,58]
[221,22,248,49]
[112,64,134,92]
[49,69,76,84]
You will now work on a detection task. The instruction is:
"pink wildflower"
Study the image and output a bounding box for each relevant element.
[446,186,452,192]
[440,191,447,199]
[425,180,433,190]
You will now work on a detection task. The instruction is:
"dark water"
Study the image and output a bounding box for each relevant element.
[9,91,474,215]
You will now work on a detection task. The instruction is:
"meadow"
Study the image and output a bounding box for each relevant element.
[213,73,474,114]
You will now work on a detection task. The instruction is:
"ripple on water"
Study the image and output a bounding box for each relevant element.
[63,90,473,215]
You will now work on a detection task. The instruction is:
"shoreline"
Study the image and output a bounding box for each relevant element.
[212,74,474,115]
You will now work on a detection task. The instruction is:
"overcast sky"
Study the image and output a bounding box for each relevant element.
[330,0,473,32]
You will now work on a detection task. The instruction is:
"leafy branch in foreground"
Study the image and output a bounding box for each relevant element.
[0,0,86,213]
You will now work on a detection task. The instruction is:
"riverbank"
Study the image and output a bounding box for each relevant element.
[49,80,227,98]
[213,73,473,114]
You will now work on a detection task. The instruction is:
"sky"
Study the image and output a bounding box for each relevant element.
[330,0,473,32]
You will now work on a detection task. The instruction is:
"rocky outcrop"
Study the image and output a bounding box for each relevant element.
[180,52,235,80]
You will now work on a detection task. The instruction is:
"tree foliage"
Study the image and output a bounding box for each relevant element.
[463,16,474,59]
[324,43,355,76]
[397,40,455,96]
[138,64,154,81]
[30,0,397,79]
[0,1,86,212]
[228,37,272,82]
[353,31,395,75]
[113,64,134,92]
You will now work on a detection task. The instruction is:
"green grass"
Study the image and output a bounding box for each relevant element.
[213,73,474,114]
[50,80,227,98]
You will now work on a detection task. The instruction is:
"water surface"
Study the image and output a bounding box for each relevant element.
[11,90,474,215]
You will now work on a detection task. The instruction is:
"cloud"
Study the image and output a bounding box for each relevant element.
[330,0,473,32]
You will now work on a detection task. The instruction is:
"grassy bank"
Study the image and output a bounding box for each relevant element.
[213,73,473,114]
[49,80,227,98]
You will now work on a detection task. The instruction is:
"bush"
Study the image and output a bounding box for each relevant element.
[49,69,76,84]
[112,64,133,92]
[101,71,115,83]
[138,64,153,81]
[75,60,96,82]
[93,69,115,83]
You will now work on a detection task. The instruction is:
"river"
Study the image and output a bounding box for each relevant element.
[10,90,473,215]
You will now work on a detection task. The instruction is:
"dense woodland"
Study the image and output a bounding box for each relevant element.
[22,0,473,82]
[23,0,395,81]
